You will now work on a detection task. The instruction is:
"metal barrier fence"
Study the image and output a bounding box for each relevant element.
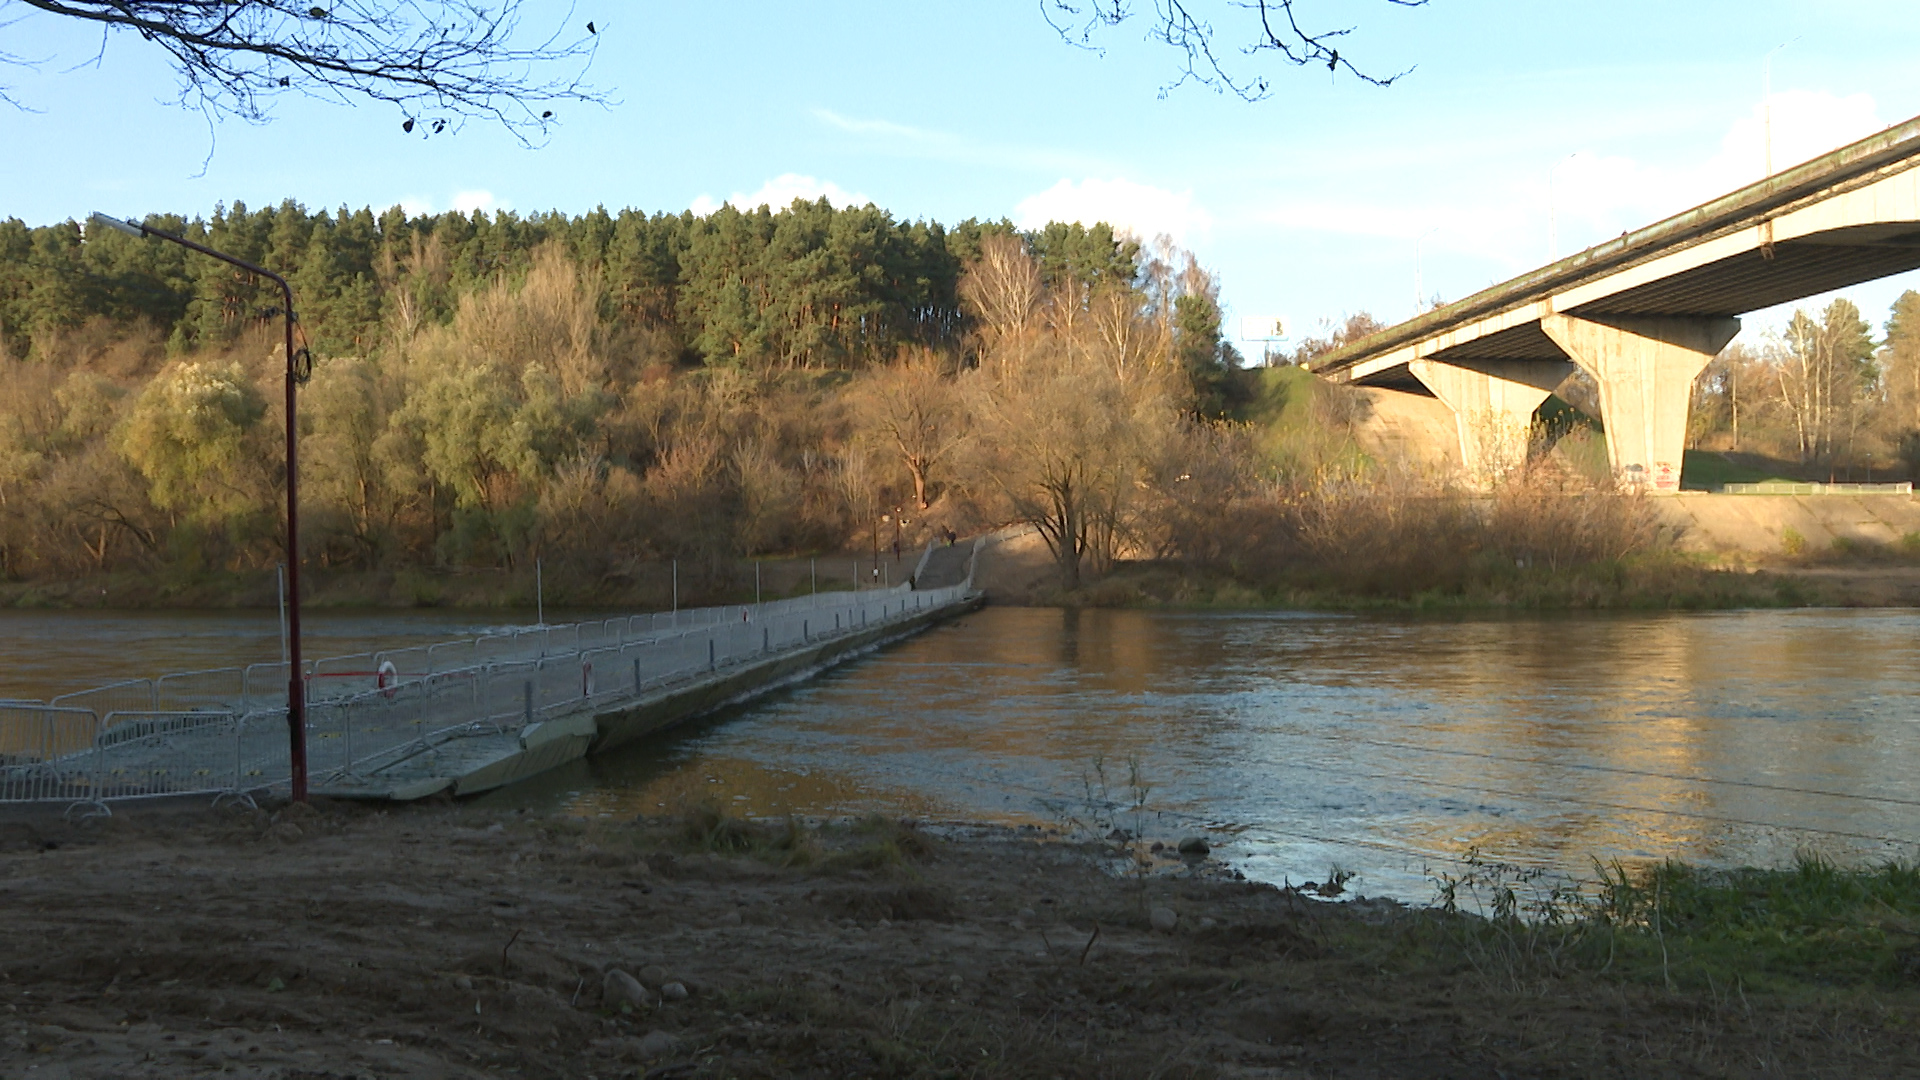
[0,567,976,808]
[1721,481,1914,496]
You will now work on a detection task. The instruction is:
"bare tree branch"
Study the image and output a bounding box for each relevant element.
[1042,0,1425,99]
[5,0,605,141]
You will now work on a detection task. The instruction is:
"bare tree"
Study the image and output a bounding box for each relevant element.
[968,333,1175,589]
[853,349,967,510]
[958,233,1044,363]
[7,0,601,138]
[1042,0,1425,99]
[1287,310,1386,366]
[1778,302,1877,463]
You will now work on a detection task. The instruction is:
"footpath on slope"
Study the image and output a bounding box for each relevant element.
[911,540,975,590]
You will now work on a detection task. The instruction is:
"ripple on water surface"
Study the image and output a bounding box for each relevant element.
[473,606,1920,902]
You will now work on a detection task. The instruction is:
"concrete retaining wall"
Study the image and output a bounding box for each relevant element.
[1657,494,1920,556]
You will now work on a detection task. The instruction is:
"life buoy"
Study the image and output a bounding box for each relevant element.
[377,659,399,698]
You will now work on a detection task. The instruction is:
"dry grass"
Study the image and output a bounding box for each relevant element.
[1046,469,1817,610]
[1243,472,1664,602]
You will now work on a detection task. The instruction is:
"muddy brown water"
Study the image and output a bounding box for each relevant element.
[5,605,1918,900]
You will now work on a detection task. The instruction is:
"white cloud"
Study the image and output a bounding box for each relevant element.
[812,108,1114,176]
[397,189,507,217]
[451,189,504,215]
[1249,89,1889,277]
[813,108,930,140]
[1550,89,1884,234]
[1709,90,1883,188]
[688,173,873,216]
[1013,178,1211,244]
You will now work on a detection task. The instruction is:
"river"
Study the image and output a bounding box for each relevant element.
[4,605,1917,901]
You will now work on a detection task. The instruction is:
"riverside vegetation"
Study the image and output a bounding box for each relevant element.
[3,199,1918,610]
[3,800,1918,1078]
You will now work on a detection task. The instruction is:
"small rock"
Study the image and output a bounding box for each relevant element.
[452,975,474,992]
[660,981,689,1001]
[484,822,505,834]
[635,1029,680,1059]
[720,910,743,926]
[948,974,964,992]
[268,822,302,842]
[1149,907,1179,933]
[1017,907,1037,921]
[1149,841,1164,853]
[1176,836,1210,856]
[1106,828,1131,842]
[1198,916,1217,930]
[639,965,669,988]
[603,969,650,1010]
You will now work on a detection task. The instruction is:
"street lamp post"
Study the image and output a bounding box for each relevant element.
[1414,226,1440,317]
[1548,151,1583,263]
[1763,38,1800,178]
[90,212,312,803]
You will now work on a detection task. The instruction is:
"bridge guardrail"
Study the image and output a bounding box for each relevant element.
[0,578,976,807]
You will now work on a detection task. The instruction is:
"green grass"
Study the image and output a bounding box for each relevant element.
[1595,857,1920,990]
[1427,853,1920,993]
[1681,450,1798,490]
[1235,363,1321,430]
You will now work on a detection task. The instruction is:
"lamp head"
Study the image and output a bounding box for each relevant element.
[87,212,145,239]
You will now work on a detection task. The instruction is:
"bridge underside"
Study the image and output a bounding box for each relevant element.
[1353,224,1920,389]
[1340,216,1920,490]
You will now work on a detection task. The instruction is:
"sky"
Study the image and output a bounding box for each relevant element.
[4,0,1919,354]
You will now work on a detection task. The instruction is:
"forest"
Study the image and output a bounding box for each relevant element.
[2,196,1918,608]
[0,198,1238,601]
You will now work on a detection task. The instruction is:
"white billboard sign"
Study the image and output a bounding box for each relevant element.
[1240,315,1288,341]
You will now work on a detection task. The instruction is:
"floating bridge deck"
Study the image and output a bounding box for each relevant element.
[0,540,985,807]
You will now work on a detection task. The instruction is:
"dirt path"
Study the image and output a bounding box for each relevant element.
[2,802,1916,1079]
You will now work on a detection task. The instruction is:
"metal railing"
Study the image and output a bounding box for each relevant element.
[1722,481,1913,496]
[0,565,977,808]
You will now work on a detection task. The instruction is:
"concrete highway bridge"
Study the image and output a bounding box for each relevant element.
[1309,113,1920,490]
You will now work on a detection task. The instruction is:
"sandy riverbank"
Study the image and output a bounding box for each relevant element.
[2,801,1916,1078]
[975,524,1920,609]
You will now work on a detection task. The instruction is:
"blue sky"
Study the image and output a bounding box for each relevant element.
[5,0,1919,350]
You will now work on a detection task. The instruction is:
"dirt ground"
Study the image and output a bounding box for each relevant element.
[2,802,1918,1080]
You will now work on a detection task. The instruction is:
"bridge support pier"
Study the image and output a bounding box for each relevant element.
[1541,314,1739,493]
[1409,358,1575,486]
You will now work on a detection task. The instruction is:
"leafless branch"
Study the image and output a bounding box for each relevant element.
[6,0,605,141]
[1041,0,1424,99]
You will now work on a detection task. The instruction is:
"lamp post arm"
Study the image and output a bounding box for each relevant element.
[92,214,294,303]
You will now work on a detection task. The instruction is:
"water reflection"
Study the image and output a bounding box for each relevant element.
[500,607,1920,901]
